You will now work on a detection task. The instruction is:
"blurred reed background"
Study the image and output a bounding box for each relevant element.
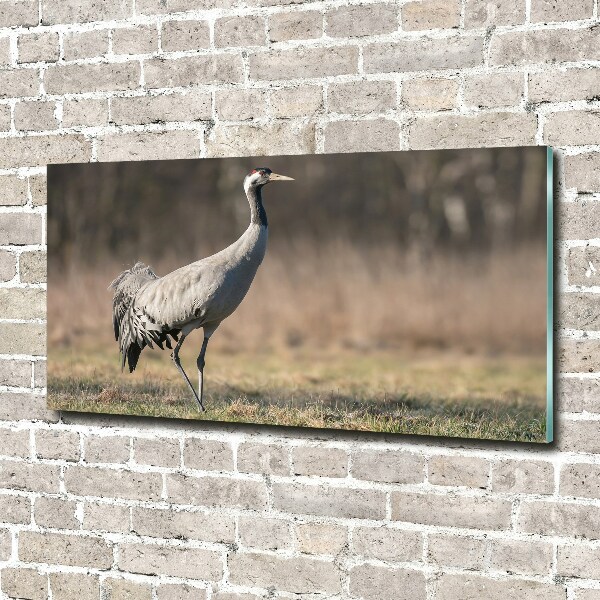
[48,147,547,357]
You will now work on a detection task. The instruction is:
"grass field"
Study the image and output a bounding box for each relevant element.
[48,342,547,442]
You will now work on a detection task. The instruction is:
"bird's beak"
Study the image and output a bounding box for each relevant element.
[269,173,294,181]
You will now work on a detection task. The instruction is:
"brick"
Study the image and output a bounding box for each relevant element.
[436,574,565,600]
[492,459,554,494]
[296,522,347,556]
[28,175,46,206]
[402,78,457,110]
[577,592,600,600]
[0,36,10,66]
[410,112,537,150]
[567,244,600,286]
[162,19,210,52]
[531,0,593,22]
[559,339,600,373]
[112,25,158,55]
[45,62,141,95]
[63,98,109,128]
[35,429,80,461]
[270,86,322,117]
[96,130,200,162]
[269,10,322,42]
[349,564,426,600]
[49,573,100,600]
[216,89,267,121]
[0,135,92,169]
[144,54,243,88]
[0,250,17,282]
[561,293,600,330]
[0,427,30,457]
[207,122,314,157]
[519,500,600,539]
[229,552,342,594]
[546,111,600,146]
[428,455,489,488]
[489,538,553,575]
[352,450,425,483]
[292,446,348,477]
[215,15,265,47]
[1,568,47,600]
[20,251,47,283]
[0,529,11,560]
[134,437,180,467]
[157,584,206,600]
[327,4,398,38]
[64,466,163,501]
[391,492,512,530]
[118,543,222,580]
[34,496,79,529]
[0,212,42,245]
[102,579,152,600]
[237,442,290,475]
[464,0,525,27]
[557,543,600,579]
[402,0,460,30]
[183,438,233,471]
[33,361,45,387]
[0,360,31,388]
[490,28,600,67]
[83,502,130,533]
[530,68,600,104]
[0,104,10,130]
[112,91,211,126]
[328,80,396,114]
[364,37,484,74]
[84,435,130,464]
[14,100,57,131]
[19,531,113,568]
[273,482,386,519]
[565,153,600,193]
[167,474,267,509]
[63,30,108,60]
[0,176,28,206]
[17,31,59,63]
[559,419,600,454]
[41,0,133,24]
[0,1,39,28]
[0,68,39,99]
[0,392,58,422]
[212,594,260,600]
[249,46,357,80]
[353,527,422,562]
[561,203,600,241]
[561,463,600,498]
[428,534,486,569]
[239,516,292,551]
[0,323,45,355]
[558,377,600,413]
[132,507,235,543]
[0,494,31,524]
[136,0,235,13]
[463,73,523,108]
[324,119,400,153]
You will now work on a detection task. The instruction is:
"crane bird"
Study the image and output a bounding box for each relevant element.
[109,167,294,411]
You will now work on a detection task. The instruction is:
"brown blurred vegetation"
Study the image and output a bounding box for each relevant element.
[48,147,548,356]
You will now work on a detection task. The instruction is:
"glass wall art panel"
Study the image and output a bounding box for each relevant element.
[47,146,554,442]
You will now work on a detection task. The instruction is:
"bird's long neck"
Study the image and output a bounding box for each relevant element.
[245,183,268,227]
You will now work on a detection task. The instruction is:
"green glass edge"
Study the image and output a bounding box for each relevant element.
[546,146,554,443]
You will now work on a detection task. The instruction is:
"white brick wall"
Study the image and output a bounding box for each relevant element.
[0,0,599,597]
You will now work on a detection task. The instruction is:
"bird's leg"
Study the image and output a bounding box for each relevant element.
[171,333,204,412]
[196,337,209,412]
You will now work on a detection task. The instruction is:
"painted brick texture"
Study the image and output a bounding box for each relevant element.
[0,0,599,597]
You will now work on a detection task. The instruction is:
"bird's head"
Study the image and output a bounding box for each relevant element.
[244,167,294,190]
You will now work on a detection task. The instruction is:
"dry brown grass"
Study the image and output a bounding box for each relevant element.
[49,241,546,356]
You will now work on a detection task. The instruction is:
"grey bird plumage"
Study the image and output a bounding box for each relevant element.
[109,167,294,411]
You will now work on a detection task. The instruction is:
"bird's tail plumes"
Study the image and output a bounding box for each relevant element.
[109,262,168,373]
